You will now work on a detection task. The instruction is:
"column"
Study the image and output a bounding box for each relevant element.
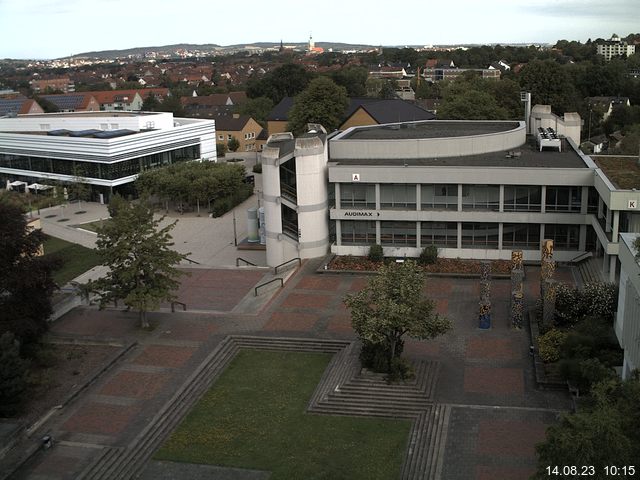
[609,255,617,283]
[457,222,462,249]
[540,185,546,213]
[580,186,589,215]
[457,184,463,212]
[612,211,620,242]
[579,224,587,251]
[335,220,342,246]
[335,183,341,209]
[375,184,381,211]
[499,185,504,213]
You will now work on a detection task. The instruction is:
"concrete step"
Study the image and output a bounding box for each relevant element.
[310,404,420,419]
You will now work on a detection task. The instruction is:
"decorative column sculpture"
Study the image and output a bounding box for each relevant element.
[478,261,492,329]
[540,239,556,328]
[510,250,525,329]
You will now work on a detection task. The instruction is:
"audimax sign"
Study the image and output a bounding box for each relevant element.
[344,211,380,217]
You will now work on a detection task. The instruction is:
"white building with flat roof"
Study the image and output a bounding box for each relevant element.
[615,233,640,379]
[0,111,216,199]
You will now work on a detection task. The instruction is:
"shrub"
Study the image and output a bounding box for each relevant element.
[368,244,384,262]
[387,356,415,383]
[418,245,438,265]
[537,329,569,363]
[252,163,262,174]
[359,339,404,374]
[554,283,581,326]
[581,282,618,321]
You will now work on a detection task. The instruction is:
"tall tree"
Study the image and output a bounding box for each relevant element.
[0,202,59,347]
[438,89,508,120]
[237,96,274,127]
[246,64,314,104]
[84,196,187,328]
[344,260,452,371]
[286,77,349,134]
[0,332,29,417]
[518,59,580,114]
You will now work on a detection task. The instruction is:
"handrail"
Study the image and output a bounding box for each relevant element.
[236,257,257,267]
[569,251,593,264]
[184,257,201,265]
[254,278,283,296]
[274,257,301,275]
[171,301,187,312]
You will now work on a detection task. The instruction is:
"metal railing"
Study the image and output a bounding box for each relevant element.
[171,301,187,312]
[254,278,283,296]
[236,257,257,267]
[184,257,201,265]
[274,257,301,275]
[569,251,593,264]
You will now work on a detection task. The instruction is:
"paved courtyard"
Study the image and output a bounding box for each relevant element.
[7,257,577,480]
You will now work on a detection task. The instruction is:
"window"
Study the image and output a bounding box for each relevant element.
[380,221,416,246]
[461,185,499,211]
[281,204,298,240]
[341,220,376,245]
[503,186,541,212]
[420,222,457,247]
[380,184,416,210]
[227,134,232,140]
[340,183,375,209]
[587,187,599,214]
[218,134,223,140]
[461,223,499,248]
[545,186,581,212]
[502,223,540,249]
[544,224,580,250]
[421,184,457,210]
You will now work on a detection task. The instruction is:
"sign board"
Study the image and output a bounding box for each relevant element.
[352,173,360,182]
[628,199,637,209]
[343,211,380,217]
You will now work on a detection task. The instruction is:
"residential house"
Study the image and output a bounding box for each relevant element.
[39,93,100,112]
[180,92,247,119]
[586,96,631,121]
[30,77,75,93]
[0,97,44,116]
[89,89,169,111]
[216,114,263,152]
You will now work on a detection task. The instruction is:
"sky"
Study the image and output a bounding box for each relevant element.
[0,0,638,59]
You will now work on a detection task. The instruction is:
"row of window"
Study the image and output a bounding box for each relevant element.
[340,220,588,250]
[0,145,200,180]
[338,184,595,213]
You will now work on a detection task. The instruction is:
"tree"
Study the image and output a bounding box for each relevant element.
[617,124,640,155]
[377,80,398,99]
[533,377,640,477]
[0,332,29,417]
[0,202,59,347]
[237,96,274,127]
[227,136,240,152]
[246,63,314,104]
[438,89,508,120]
[344,260,452,372]
[83,196,187,328]
[141,92,160,111]
[331,66,369,97]
[287,77,349,134]
[518,59,580,113]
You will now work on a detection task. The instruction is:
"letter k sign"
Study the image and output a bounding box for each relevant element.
[629,200,638,209]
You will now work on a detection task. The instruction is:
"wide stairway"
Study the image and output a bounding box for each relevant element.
[577,256,604,284]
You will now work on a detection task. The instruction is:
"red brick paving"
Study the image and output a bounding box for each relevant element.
[62,402,140,436]
[264,312,320,331]
[476,466,537,480]
[132,345,196,369]
[404,339,441,357]
[425,278,453,296]
[464,367,524,395]
[159,321,217,342]
[476,420,547,457]
[172,269,264,311]
[99,371,172,399]
[281,293,332,309]
[31,451,89,476]
[348,277,369,291]
[327,314,354,334]
[466,337,520,360]
[51,310,137,337]
[296,276,341,291]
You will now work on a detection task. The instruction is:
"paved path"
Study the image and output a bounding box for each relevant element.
[8,256,575,480]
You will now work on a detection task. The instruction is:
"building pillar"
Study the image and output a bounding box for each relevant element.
[606,207,612,233]
[415,184,421,211]
[417,221,422,249]
[498,223,504,251]
[579,224,587,251]
[457,184,463,212]
[499,185,504,213]
[457,222,462,249]
[612,210,620,242]
[335,183,341,209]
[376,220,381,245]
[598,196,603,219]
[540,185,546,213]
[580,186,589,215]
[539,224,545,248]
[375,184,381,211]
[609,255,617,283]
[335,220,342,246]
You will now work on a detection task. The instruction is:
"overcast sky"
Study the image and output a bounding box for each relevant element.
[0,0,638,59]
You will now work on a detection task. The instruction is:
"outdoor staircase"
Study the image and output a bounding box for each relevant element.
[577,256,604,284]
[76,336,447,480]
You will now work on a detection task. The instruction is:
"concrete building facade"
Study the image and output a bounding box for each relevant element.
[615,233,640,379]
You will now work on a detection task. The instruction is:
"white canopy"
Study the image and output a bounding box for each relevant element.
[27,183,53,191]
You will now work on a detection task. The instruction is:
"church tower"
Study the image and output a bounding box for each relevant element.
[309,34,314,52]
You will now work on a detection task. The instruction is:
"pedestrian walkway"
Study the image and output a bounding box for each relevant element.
[6,259,574,480]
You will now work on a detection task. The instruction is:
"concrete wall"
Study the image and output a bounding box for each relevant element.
[615,233,640,379]
[1,111,175,131]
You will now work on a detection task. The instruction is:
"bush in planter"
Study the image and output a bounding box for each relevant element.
[418,245,438,265]
[252,163,262,174]
[368,244,384,262]
[537,328,569,363]
[581,282,618,321]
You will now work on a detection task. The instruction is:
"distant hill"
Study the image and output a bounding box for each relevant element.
[69,41,379,59]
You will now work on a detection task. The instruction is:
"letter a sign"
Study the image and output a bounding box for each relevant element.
[352,173,360,182]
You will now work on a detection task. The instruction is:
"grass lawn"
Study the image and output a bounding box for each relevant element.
[155,350,411,480]
[43,236,102,286]
[76,219,110,232]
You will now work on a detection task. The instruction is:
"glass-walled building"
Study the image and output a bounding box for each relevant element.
[0,111,216,200]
